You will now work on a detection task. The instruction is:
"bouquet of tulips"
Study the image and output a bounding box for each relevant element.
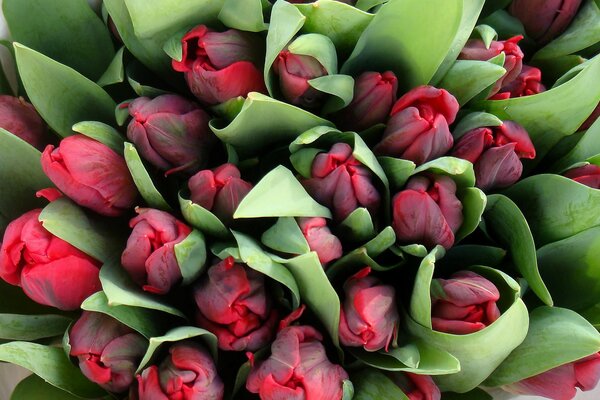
[0,0,599,399]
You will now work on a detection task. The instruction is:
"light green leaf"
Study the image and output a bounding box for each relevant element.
[452,112,503,139]
[410,247,446,328]
[352,369,409,400]
[338,208,376,243]
[178,193,230,239]
[72,121,125,155]
[378,157,416,191]
[0,314,71,341]
[174,229,207,285]
[309,74,355,113]
[96,46,125,87]
[124,142,171,211]
[288,33,338,74]
[261,217,310,255]
[455,187,486,243]
[473,25,498,48]
[11,374,88,400]
[551,118,600,172]
[343,380,355,400]
[439,60,506,106]
[218,0,267,32]
[413,157,476,188]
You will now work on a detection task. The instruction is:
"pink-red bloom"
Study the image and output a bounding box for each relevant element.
[0,95,46,149]
[431,271,501,334]
[509,0,583,44]
[273,51,327,108]
[69,311,146,393]
[374,85,459,164]
[121,208,192,295]
[491,65,546,100]
[194,257,277,352]
[564,164,600,189]
[171,25,267,104]
[41,135,137,216]
[298,217,342,265]
[338,267,399,352]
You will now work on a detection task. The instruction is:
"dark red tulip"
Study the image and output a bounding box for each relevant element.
[491,65,546,100]
[298,217,343,265]
[564,164,600,189]
[0,95,46,149]
[509,0,583,44]
[273,51,327,108]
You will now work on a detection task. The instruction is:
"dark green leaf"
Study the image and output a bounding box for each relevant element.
[338,208,376,243]
[0,314,71,341]
[438,60,506,106]
[551,117,600,172]
[178,192,230,239]
[442,388,493,400]
[124,142,171,210]
[352,369,409,400]
[96,47,125,87]
[261,217,310,255]
[11,374,89,400]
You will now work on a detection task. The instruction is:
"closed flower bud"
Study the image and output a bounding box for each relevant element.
[388,372,441,400]
[564,164,600,189]
[509,0,583,44]
[171,25,267,104]
[41,135,137,216]
[127,95,213,175]
[491,65,546,100]
[137,341,224,400]
[273,51,327,108]
[339,267,399,351]
[431,271,501,334]
[302,142,381,221]
[188,163,253,224]
[0,95,46,149]
[392,174,463,249]
[194,257,277,351]
[121,208,192,294]
[69,312,147,393]
[298,217,342,265]
[374,85,459,164]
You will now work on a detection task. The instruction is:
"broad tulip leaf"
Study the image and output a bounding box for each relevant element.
[11,374,87,400]
[533,54,586,85]
[341,0,462,92]
[352,369,410,400]
[3,0,115,80]
[440,245,507,272]
[455,187,487,243]
[174,229,207,285]
[413,157,476,188]
[178,193,230,239]
[261,217,310,255]
[378,157,416,191]
[473,25,498,48]
[551,118,600,172]
[288,33,338,74]
[308,74,355,113]
[14,43,116,138]
[339,208,376,243]
[0,314,71,341]
[452,112,503,139]
[218,0,267,32]
[439,60,506,106]
[482,194,552,305]
[72,121,125,155]
[96,47,126,87]
[410,247,446,328]
[485,306,600,386]
[478,9,526,38]
[124,142,171,211]
[0,342,105,398]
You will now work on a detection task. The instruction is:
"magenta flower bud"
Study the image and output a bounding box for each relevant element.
[41,135,137,217]
[121,208,192,294]
[392,174,463,249]
[273,50,327,108]
[373,85,459,165]
[564,164,600,189]
[509,0,583,44]
[502,352,600,399]
[298,217,343,265]
[387,372,441,400]
[188,163,253,224]
[431,271,501,334]
[338,267,399,352]
[246,325,349,399]
[137,341,224,400]
[491,65,546,100]
[335,71,398,131]
[127,95,213,175]
[194,257,277,351]
[0,95,46,149]
[302,142,381,221]
[69,312,147,393]
[171,25,267,104]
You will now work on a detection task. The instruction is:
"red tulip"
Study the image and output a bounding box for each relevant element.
[387,372,441,400]
[273,51,327,108]
[297,217,342,265]
[431,271,501,334]
[373,85,459,164]
[41,135,137,216]
[171,25,267,104]
[509,0,583,44]
[194,257,277,351]
[564,164,600,189]
[491,65,546,100]
[0,95,46,149]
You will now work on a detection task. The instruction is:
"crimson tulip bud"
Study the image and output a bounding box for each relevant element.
[452,120,536,191]
[273,51,327,108]
[171,25,267,104]
[126,95,213,175]
[194,257,277,351]
[459,36,524,97]
[564,164,600,189]
[302,142,381,221]
[491,65,546,100]
[298,217,342,265]
[579,102,600,131]
[137,341,224,399]
[387,372,441,400]
[431,271,501,334]
[334,71,398,131]
[509,0,583,44]
[41,135,137,216]
[339,267,399,351]
[392,174,463,249]
[69,311,146,393]
[0,95,46,149]
[502,352,600,399]
[188,163,253,224]
[373,85,459,164]
[246,325,349,399]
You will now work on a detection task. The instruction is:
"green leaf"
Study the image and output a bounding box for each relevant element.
[343,380,355,400]
[309,74,355,113]
[532,54,586,85]
[410,247,446,328]
[485,306,600,386]
[341,0,462,91]
[378,157,416,191]
[0,342,105,398]
[72,121,125,155]
[124,142,171,211]
[478,9,526,38]
[11,374,91,400]
[218,0,267,32]
[442,388,493,400]
[0,314,71,341]
[455,187,487,243]
[126,68,170,98]
[178,193,230,239]
[352,369,409,400]
[339,208,376,243]
[96,46,125,87]
[261,217,310,255]
[14,43,116,138]
[473,25,498,48]
[355,0,389,11]
[174,229,207,285]
[3,0,115,81]
[413,157,476,188]
[438,60,506,106]
[551,118,600,172]
[452,112,503,139]
[288,33,338,74]
[234,165,331,219]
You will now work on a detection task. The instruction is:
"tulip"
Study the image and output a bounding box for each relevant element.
[491,65,546,100]
[69,311,147,393]
[373,85,459,164]
[273,51,327,108]
[451,120,536,191]
[579,102,600,131]
[171,25,267,104]
[0,95,46,149]
[41,135,137,217]
[430,271,501,334]
[246,324,349,399]
[137,341,224,400]
[334,71,398,131]
[126,95,213,175]
[502,352,600,400]
[194,257,277,351]
[302,142,381,221]
[297,217,343,265]
[392,174,463,249]
[509,0,583,44]
[338,267,399,351]
[188,163,253,224]
[387,372,441,400]
[564,164,600,189]
[121,208,192,295]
